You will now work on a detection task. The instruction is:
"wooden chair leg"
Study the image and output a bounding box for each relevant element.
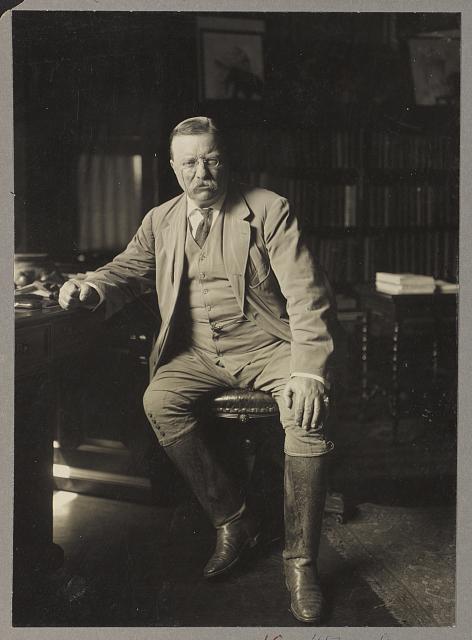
[324,491,350,524]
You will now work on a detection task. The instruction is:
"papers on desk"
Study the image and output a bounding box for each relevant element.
[15,281,55,298]
[14,280,61,309]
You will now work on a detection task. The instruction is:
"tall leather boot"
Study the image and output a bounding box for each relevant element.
[283,454,327,624]
[164,429,260,579]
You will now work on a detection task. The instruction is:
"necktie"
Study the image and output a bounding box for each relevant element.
[193,207,213,248]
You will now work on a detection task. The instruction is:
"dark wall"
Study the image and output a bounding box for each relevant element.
[14,12,193,255]
[13,11,459,257]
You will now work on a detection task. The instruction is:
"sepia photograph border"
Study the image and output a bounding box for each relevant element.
[1,1,471,639]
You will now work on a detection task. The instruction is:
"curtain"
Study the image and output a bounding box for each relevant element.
[78,154,143,250]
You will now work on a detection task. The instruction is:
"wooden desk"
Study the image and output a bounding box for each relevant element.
[14,306,105,589]
[355,285,457,441]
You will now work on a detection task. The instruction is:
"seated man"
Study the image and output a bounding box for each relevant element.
[59,116,336,624]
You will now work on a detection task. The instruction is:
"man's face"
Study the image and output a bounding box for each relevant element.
[170,133,229,206]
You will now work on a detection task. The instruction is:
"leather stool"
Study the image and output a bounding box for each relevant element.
[210,388,348,523]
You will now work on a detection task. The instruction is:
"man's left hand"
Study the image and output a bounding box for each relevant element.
[283,377,328,431]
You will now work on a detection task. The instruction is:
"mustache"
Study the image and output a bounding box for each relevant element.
[192,180,217,189]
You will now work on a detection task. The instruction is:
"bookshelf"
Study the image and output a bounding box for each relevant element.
[230,120,459,289]
[363,124,458,283]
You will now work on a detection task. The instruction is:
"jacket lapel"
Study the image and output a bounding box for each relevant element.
[222,187,251,312]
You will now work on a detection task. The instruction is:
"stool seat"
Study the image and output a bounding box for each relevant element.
[210,389,279,421]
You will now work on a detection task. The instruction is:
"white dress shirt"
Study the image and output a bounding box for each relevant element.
[186,194,226,238]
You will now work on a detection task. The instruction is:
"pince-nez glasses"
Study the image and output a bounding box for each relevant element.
[180,157,222,172]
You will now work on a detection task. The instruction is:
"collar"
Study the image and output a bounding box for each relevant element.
[186,192,227,218]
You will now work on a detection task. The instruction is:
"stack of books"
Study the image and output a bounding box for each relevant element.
[375,272,436,295]
[434,279,459,294]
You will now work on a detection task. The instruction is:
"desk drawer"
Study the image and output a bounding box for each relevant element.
[15,326,50,375]
[51,315,101,357]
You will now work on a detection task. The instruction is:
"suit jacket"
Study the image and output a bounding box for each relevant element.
[86,183,336,380]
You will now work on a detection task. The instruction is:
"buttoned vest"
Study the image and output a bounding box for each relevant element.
[176,210,277,373]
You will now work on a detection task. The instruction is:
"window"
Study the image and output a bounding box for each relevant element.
[77,153,143,250]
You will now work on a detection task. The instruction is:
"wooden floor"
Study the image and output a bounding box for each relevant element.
[13,387,457,628]
[12,474,455,628]
[42,493,400,627]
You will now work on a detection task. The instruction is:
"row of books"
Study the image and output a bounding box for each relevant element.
[238,171,458,229]
[362,231,458,282]
[238,171,358,227]
[296,231,459,285]
[366,183,458,227]
[375,272,459,295]
[232,128,364,170]
[369,132,456,170]
[231,128,456,171]
[305,236,360,284]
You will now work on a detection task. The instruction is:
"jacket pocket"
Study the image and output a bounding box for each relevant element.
[247,244,271,288]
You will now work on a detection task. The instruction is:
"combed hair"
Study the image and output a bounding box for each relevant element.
[169,116,226,158]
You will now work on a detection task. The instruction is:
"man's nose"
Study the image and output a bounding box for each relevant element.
[195,158,210,179]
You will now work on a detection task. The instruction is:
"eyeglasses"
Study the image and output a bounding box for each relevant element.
[180,157,222,171]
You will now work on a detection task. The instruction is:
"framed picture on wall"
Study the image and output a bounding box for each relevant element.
[408,31,460,106]
[197,17,265,101]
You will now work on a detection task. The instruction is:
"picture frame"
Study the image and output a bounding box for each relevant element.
[197,17,265,101]
[408,31,460,106]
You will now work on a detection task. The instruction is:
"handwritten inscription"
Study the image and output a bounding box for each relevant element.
[263,634,393,640]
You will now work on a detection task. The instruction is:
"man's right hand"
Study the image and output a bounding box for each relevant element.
[58,280,100,311]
